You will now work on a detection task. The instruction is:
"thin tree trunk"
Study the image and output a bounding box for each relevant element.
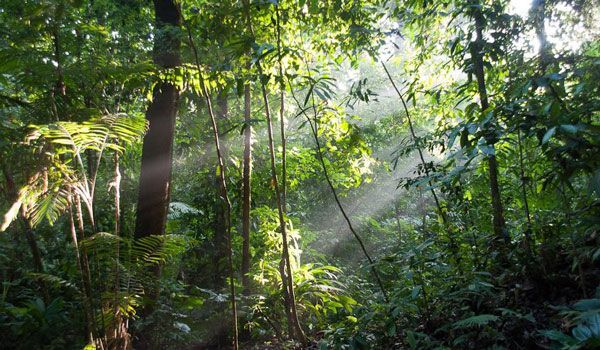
[3,166,48,299]
[242,0,306,343]
[183,16,239,350]
[289,88,389,303]
[532,0,549,73]
[212,168,228,288]
[241,64,253,295]
[517,130,533,249]
[109,152,131,350]
[69,191,99,347]
[259,73,305,344]
[75,193,107,350]
[471,4,509,249]
[380,61,461,265]
[276,5,287,212]
[20,215,49,301]
[68,198,95,345]
[275,6,296,338]
[212,91,230,288]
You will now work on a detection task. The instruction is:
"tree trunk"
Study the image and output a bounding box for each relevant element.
[2,166,48,300]
[532,0,549,73]
[212,91,229,288]
[133,1,181,348]
[184,19,239,349]
[241,72,252,295]
[471,4,509,248]
[241,1,305,343]
[134,0,181,240]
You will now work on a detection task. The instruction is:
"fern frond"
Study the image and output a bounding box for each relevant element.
[131,234,192,266]
[27,187,70,227]
[27,272,81,294]
[453,314,499,329]
[28,113,147,156]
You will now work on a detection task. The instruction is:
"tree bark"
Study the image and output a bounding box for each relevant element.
[241,65,253,295]
[471,4,509,248]
[133,1,181,348]
[532,0,549,73]
[134,0,181,241]
[2,166,48,300]
[212,91,229,288]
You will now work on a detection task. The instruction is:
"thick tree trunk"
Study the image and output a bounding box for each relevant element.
[471,5,509,248]
[134,0,181,240]
[134,82,179,238]
[133,1,180,348]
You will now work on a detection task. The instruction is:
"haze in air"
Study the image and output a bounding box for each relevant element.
[0,0,599,349]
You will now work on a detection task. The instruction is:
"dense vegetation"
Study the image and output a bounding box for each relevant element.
[1,0,599,349]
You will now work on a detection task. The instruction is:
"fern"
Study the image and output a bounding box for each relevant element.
[452,314,499,329]
[27,272,81,294]
[28,113,147,156]
[1,114,147,232]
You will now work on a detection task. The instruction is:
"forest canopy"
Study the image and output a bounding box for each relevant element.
[0,0,599,349]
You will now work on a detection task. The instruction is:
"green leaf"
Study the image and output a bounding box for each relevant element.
[542,127,556,144]
[387,321,397,336]
[573,325,592,342]
[560,124,578,134]
[453,314,499,329]
[539,329,576,344]
[573,299,600,312]
[406,330,417,349]
[479,144,496,156]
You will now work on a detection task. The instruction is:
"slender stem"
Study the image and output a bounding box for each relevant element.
[241,60,252,295]
[183,18,238,350]
[289,86,389,302]
[517,130,532,243]
[242,0,306,343]
[68,191,96,346]
[113,151,123,341]
[275,5,296,337]
[380,60,461,264]
[276,5,287,211]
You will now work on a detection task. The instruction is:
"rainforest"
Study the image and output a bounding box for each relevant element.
[0,0,599,349]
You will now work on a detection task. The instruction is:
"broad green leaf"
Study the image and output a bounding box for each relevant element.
[542,127,556,144]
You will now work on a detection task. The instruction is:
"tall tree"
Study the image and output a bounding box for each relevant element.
[469,1,509,248]
[134,0,181,241]
[212,90,229,288]
[243,0,306,343]
[133,0,181,348]
[241,65,253,294]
